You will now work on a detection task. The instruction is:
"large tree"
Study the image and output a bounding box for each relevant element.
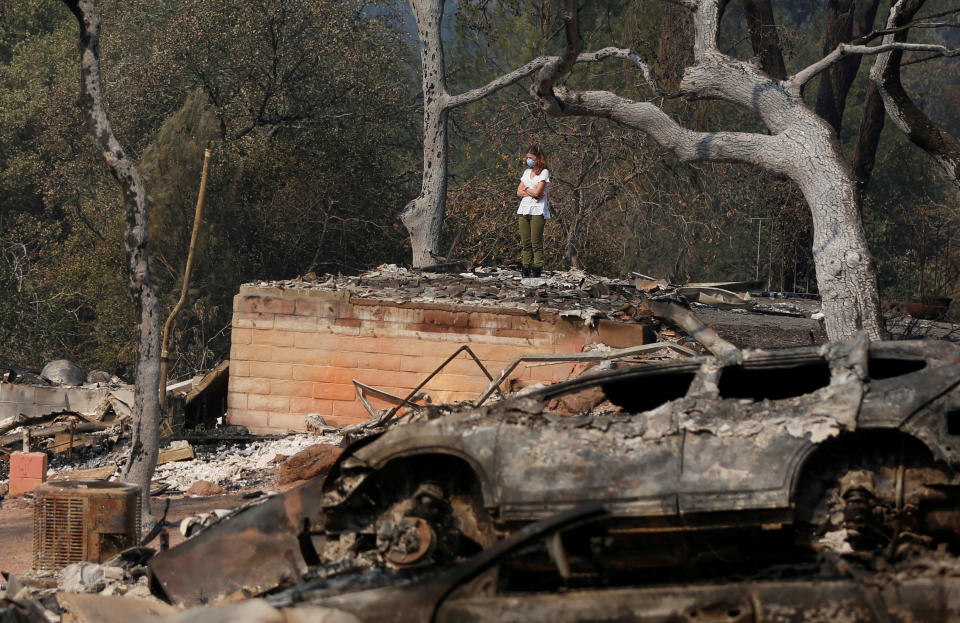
[523,0,957,340]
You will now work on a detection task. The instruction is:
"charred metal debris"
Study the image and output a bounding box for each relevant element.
[126,333,960,621]
[4,265,960,621]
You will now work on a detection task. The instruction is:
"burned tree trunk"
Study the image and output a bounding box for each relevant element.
[815,0,881,135]
[742,0,787,80]
[531,0,887,341]
[63,0,161,521]
[402,0,450,268]
[870,0,960,190]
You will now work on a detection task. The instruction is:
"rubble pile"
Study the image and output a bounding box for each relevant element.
[259,265,652,321]
[151,433,340,492]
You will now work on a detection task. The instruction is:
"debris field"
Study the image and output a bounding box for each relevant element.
[2,266,960,622]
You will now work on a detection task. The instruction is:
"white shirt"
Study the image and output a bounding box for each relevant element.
[517,168,550,218]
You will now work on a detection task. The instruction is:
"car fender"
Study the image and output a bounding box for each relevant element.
[324,421,499,508]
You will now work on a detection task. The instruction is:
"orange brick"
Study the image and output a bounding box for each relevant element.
[469,311,516,329]
[231,344,274,362]
[465,344,525,361]
[371,337,424,355]
[231,361,250,377]
[267,412,307,431]
[330,400,372,420]
[421,309,469,328]
[397,355,446,374]
[423,374,489,394]
[492,328,537,341]
[290,397,333,415]
[238,295,295,315]
[270,380,315,398]
[248,361,292,379]
[293,365,355,384]
[251,329,294,348]
[594,319,651,348]
[379,307,427,325]
[331,324,362,337]
[528,361,578,383]
[430,331,473,344]
[229,377,271,394]
[324,411,369,428]
[9,451,48,497]
[327,351,360,368]
[274,314,319,331]
[231,327,252,345]
[10,451,47,479]
[313,383,358,401]
[354,369,425,388]
[270,347,329,365]
[554,336,588,352]
[442,356,493,376]
[234,311,275,329]
[286,331,333,350]
[226,409,271,431]
[356,352,400,371]
[294,299,341,318]
[247,393,290,412]
[9,476,45,497]
[227,392,247,409]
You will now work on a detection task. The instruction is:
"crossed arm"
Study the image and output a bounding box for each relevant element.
[517,180,547,199]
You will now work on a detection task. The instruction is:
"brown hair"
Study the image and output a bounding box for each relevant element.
[526,144,547,174]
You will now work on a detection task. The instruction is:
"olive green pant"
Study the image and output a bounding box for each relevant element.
[518,214,545,268]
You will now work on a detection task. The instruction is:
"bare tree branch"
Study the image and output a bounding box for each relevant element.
[529,0,888,341]
[790,41,958,90]
[870,0,960,188]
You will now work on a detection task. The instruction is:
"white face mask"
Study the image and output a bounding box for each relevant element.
[526,157,536,167]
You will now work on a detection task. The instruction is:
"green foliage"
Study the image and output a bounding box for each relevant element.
[0,0,957,377]
[0,0,417,377]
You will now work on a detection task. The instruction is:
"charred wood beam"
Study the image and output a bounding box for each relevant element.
[643,297,740,358]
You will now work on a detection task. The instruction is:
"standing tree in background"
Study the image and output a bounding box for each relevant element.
[869,0,960,190]
[528,0,958,341]
[62,0,160,521]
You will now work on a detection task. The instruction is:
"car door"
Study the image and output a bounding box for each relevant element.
[678,354,859,516]
[494,365,697,521]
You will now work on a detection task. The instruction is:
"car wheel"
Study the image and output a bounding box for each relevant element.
[322,471,495,569]
[793,433,955,556]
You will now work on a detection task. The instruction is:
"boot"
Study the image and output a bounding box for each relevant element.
[521,265,532,278]
[531,266,542,278]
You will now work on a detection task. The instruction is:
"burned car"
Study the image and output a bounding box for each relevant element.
[314,336,960,569]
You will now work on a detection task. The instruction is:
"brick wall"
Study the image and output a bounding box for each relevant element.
[227,285,652,434]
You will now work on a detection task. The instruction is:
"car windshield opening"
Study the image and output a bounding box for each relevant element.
[718,362,830,400]
[868,357,927,380]
[600,371,696,413]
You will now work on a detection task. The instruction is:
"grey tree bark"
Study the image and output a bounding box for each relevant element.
[531,0,890,341]
[63,0,161,522]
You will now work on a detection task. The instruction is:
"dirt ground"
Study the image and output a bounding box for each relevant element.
[0,492,250,578]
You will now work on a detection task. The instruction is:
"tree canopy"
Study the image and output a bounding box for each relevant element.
[0,0,957,374]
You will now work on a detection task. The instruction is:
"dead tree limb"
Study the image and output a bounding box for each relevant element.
[62,0,161,523]
[530,0,887,342]
[870,0,960,189]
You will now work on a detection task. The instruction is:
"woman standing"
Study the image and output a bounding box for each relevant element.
[516,144,550,277]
